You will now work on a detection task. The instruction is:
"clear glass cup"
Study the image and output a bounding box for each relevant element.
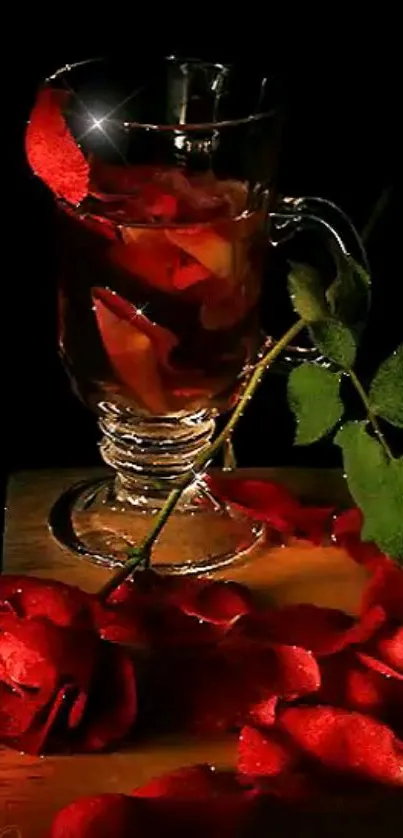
[26,56,367,573]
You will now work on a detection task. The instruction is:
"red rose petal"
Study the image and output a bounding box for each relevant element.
[318,649,403,735]
[132,764,229,799]
[332,508,389,571]
[75,643,136,752]
[18,684,70,755]
[279,706,403,786]
[92,287,177,367]
[362,564,403,621]
[180,640,319,735]
[132,765,259,838]
[238,724,299,777]
[49,794,139,838]
[357,651,403,681]
[26,87,89,205]
[229,602,384,657]
[172,260,211,290]
[208,477,333,542]
[109,235,182,294]
[181,580,253,626]
[249,695,278,728]
[92,291,170,414]
[0,681,43,738]
[0,613,98,702]
[374,625,403,674]
[95,606,150,648]
[292,505,335,545]
[0,574,93,628]
[208,477,298,532]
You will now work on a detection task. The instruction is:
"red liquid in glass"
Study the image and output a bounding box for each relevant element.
[58,167,264,416]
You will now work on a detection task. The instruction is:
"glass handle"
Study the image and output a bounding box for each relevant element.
[268,195,370,271]
[265,195,370,365]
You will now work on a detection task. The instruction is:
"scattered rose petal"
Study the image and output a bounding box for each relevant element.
[181,580,252,626]
[238,724,299,777]
[179,640,320,734]
[279,706,403,786]
[208,478,333,542]
[49,794,139,838]
[372,625,403,674]
[0,574,93,628]
[332,508,388,571]
[26,87,89,205]
[362,564,403,621]
[229,602,384,657]
[357,651,403,682]
[76,643,136,752]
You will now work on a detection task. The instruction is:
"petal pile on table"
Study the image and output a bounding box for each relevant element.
[0,480,402,836]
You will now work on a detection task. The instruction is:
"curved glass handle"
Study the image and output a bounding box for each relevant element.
[265,195,370,365]
[269,195,369,271]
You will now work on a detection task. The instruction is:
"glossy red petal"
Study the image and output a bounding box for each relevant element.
[208,478,298,532]
[291,505,335,544]
[0,613,99,703]
[279,706,403,786]
[18,684,70,755]
[147,604,219,649]
[318,649,403,736]
[362,564,403,621]
[49,794,139,838]
[75,643,136,752]
[132,765,259,838]
[0,574,93,628]
[332,508,390,571]
[208,477,333,542]
[229,603,384,657]
[179,649,245,733]
[373,625,403,674]
[238,724,299,777]
[26,87,89,205]
[181,580,253,626]
[132,764,230,799]
[357,652,403,681]
[92,287,177,366]
[93,598,150,649]
[0,681,43,739]
[181,639,319,735]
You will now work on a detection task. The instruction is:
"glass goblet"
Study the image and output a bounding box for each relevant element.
[26,56,367,572]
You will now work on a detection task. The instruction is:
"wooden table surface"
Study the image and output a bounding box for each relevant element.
[0,468,371,836]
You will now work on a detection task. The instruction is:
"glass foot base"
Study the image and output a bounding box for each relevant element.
[49,476,265,574]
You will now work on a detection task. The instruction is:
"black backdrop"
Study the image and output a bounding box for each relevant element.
[5,31,400,478]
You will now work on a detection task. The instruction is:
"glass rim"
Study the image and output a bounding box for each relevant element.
[46,56,278,132]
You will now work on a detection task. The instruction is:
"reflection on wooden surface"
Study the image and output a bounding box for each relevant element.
[1,468,369,836]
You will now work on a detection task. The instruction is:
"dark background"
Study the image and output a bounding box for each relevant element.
[5,31,400,480]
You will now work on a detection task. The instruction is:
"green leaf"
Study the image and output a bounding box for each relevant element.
[288,364,343,445]
[335,421,403,561]
[369,345,403,429]
[310,320,356,369]
[287,262,328,322]
[326,255,371,332]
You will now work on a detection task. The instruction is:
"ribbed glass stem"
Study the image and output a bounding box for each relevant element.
[98,402,215,508]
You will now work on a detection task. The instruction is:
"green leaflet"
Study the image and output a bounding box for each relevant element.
[335,421,403,562]
[369,345,403,429]
[310,320,356,369]
[326,255,371,333]
[288,364,343,445]
[287,262,328,322]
